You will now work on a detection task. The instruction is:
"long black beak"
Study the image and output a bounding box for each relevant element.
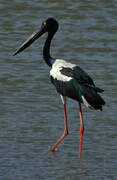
[13,25,47,56]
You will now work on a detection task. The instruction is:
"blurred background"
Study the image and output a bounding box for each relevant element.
[0,0,117,179]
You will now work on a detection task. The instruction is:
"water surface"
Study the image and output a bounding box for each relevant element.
[0,0,117,179]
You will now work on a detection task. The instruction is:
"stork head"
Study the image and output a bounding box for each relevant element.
[13,18,59,56]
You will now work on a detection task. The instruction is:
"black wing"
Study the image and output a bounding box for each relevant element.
[50,65,95,102]
[60,66,95,86]
[60,66,104,93]
[50,65,105,109]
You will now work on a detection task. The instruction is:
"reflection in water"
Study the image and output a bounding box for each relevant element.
[50,151,91,179]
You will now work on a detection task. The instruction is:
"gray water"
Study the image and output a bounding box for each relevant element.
[0,0,117,179]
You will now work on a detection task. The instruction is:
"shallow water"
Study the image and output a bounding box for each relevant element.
[0,0,117,179]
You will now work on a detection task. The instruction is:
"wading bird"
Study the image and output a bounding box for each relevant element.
[13,18,105,158]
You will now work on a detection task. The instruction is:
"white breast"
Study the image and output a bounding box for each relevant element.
[50,59,76,82]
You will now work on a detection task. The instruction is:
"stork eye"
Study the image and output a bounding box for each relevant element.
[43,21,46,25]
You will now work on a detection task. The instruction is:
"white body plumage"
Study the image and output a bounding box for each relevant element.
[50,59,76,82]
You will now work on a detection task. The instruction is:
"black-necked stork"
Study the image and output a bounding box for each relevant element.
[13,18,105,158]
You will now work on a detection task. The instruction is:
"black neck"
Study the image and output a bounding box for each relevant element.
[43,32,55,67]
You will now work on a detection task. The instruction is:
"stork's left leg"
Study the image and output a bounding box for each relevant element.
[50,96,68,152]
[78,103,84,158]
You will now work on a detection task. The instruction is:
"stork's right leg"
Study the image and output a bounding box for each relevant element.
[78,103,84,158]
[50,96,68,151]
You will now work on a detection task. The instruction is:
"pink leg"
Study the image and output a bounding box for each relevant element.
[50,103,68,152]
[78,103,84,158]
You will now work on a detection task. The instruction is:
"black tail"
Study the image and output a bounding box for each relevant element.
[82,85,105,110]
